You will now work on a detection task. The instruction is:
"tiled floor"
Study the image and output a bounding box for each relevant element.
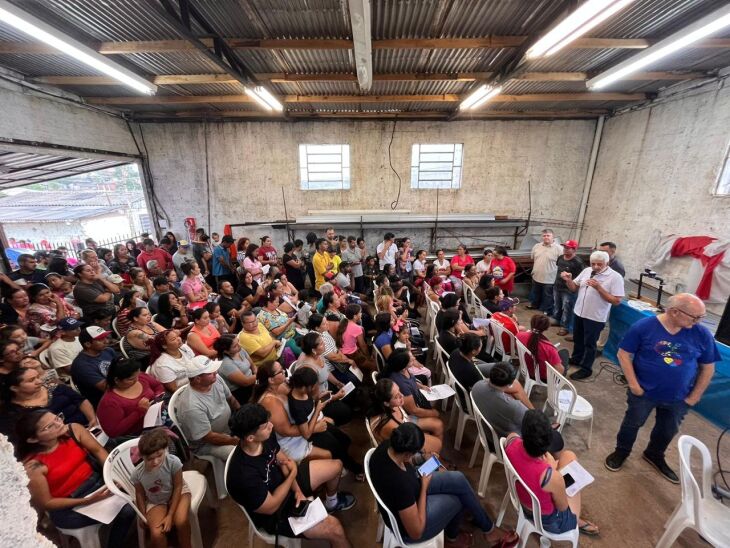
[173,305,727,547]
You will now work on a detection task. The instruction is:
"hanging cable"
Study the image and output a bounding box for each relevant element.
[388,120,402,210]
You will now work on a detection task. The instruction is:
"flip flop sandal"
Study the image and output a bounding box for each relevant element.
[579,521,600,536]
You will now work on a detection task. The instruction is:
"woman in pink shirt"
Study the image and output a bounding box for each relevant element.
[335,304,375,371]
[180,261,209,309]
[515,315,568,381]
[97,358,164,438]
[505,410,598,536]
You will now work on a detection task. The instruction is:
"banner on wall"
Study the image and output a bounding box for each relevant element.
[184,217,197,243]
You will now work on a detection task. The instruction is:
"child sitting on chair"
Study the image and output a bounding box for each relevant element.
[132,428,192,548]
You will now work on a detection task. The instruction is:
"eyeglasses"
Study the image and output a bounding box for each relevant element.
[40,413,65,432]
[272,370,285,377]
[674,308,706,323]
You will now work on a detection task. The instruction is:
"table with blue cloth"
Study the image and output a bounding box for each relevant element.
[604,300,730,430]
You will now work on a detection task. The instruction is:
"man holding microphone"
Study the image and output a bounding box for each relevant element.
[605,293,718,482]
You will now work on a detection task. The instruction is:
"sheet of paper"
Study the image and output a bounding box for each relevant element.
[560,460,595,497]
[262,264,271,275]
[277,339,288,358]
[342,381,356,397]
[472,318,490,329]
[73,488,128,524]
[288,497,328,536]
[349,364,364,382]
[143,401,164,428]
[419,383,456,402]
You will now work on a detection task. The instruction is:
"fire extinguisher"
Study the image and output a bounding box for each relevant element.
[184,217,197,242]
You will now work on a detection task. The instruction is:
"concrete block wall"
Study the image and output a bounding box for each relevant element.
[140,119,597,248]
[581,80,730,301]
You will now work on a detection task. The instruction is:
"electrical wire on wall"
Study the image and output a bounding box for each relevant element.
[204,120,211,234]
[388,120,402,210]
[126,121,170,231]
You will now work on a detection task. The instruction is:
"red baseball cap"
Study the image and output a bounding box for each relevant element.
[564,240,578,249]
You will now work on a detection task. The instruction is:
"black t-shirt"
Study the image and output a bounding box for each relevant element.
[237,281,259,302]
[555,256,584,291]
[438,330,460,355]
[282,254,305,290]
[226,436,287,530]
[218,294,243,331]
[448,350,482,392]
[9,269,46,284]
[287,395,315,425]
[484,300,501,314]
[370,440,420,538]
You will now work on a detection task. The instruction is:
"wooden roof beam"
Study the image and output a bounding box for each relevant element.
[85,92,646,106]
[2,37,729,55]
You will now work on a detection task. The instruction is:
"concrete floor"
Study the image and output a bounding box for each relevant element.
[184,304,724,548]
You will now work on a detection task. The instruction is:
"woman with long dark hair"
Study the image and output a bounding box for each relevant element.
[334,304,374,371]
[516,314,567,381]
[379,348,440,421]
[213,334,256,404]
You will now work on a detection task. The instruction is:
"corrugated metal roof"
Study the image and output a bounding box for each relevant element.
[0,0,728,119]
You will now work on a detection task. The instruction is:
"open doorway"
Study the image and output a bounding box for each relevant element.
[0,162,151,268]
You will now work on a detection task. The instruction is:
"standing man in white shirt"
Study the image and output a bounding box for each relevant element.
[528,229,563,315]
[376,232,397,272]
[561,250,625,380]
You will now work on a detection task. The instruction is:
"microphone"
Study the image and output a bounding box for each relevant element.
[590,270,597,279]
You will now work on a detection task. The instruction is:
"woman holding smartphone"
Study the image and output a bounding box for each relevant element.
[369,423,518,547]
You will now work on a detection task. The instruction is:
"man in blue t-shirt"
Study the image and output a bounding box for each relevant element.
[605,294,719,483]
[212,235,236,290]
[70,326,117,407]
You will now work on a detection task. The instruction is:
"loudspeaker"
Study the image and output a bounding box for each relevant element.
[716,297,730,346]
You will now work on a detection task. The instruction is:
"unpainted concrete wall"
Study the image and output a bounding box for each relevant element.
[581,81,730,296]
[139,119,597,244]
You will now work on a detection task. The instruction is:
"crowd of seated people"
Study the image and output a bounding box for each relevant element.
[0,228,610,548]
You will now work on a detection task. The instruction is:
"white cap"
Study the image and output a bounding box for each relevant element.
[185,355,222,377]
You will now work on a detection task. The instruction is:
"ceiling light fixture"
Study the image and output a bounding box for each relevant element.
[244,87,273,111]
[252,86,284,111]
[588,4,730,89]
[0,0,156,95]
[527,0,636,59]
[460,85,502,110]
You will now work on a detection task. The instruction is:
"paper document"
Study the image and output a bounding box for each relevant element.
[472,318,490,329]
[560,460,595,497]
[349,364,364,382]
[288,497,328,535]
[419,384,456,402]
[73,487,128,524]
[277,339,288,358]
[143,401,164,428]
[342,381,356,397]
[262,264,271,275]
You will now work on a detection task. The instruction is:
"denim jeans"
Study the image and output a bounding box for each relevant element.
[530,281,555,315]
[552,289,576,332]
[571,315,605,373]
[407,471,494,542]
[615,390,690,459]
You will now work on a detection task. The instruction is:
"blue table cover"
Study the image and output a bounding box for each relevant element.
[605,300,730,430]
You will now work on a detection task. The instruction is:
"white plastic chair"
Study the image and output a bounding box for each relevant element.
[119,337,130,359]
[364,448,444,548]
[500,438,579,548]
[103,438,208,548]
[169,385,228,499]
[432,337,450,409]
[463,283,479,318]
[56,524,102,548]
[469,392,508,502]
[514,338,547,399]
[111,317,120,338]
[224,450,302,547]
[656,435,730,548]
[373,344,386,373]
[543,363,593,448]
[489,320,515,362]
[443,361,478,464]
[427,300,440,341]
[38,348,53,368]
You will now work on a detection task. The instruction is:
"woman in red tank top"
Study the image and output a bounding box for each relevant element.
[17,410,135,546]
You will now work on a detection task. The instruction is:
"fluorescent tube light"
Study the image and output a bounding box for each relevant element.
[588,4,730,89]
[253,86,284,111]
[245,87,273,111]
[527,0,636,59]
[460,85,502,110]
[0,0,156,94]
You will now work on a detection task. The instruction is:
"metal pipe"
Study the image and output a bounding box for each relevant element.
[575,115,605,242]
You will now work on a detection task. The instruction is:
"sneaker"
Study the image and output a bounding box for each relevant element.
[526,304,538,310]
[605,451,629,472]
[326,492,357,513]
[642,453,679,484]
[569,369,592,380]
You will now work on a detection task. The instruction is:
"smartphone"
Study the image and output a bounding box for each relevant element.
[417,455,442,477]
[291,499,310,517]
[563,472,575,489]
[319,392,331,403]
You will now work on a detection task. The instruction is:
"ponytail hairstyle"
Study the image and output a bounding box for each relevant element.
[370,378,397,433]
[527,314,551,361]
[251,361,280,402]
[335,304,361,348]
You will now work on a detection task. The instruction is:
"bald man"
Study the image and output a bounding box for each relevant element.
[605,294,719,483]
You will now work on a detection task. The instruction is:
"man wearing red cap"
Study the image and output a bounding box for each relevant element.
[553,240,584,338]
